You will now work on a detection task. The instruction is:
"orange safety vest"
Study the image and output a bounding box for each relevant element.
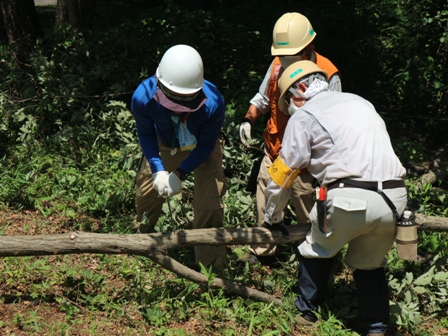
[263,52,339,162]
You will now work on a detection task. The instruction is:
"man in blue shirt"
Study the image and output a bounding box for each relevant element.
[131,44,227,271]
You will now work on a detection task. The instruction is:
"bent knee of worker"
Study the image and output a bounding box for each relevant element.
[298,225,341,259]
[194,176,227,208]
[136,180,159,202]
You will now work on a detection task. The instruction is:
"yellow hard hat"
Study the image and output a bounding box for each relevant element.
[278,60,328,114]
[271,12,317,56]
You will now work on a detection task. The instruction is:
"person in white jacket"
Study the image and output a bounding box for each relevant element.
[264,60,407,336]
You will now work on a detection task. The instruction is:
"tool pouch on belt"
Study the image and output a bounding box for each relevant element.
[395,210,418,261]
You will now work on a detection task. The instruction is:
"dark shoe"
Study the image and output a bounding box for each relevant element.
[238,253,261,266]
[294,313,317,326]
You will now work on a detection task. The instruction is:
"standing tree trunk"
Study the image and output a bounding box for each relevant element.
[0,0,42,66]
[56,0,80,28]
[55,0,96,29]
[0,6,7,42]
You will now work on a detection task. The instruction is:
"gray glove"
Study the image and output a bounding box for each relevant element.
[239,118,252,147]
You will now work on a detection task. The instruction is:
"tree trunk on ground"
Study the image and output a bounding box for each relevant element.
[414,213,448,231]
[0,214,446,305]
[0,225,310,257]
[0,0,42,65]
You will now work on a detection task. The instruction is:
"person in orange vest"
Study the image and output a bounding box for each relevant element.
[238,12,342,265]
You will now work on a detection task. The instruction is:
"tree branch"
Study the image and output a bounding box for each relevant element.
[148,250,282,306]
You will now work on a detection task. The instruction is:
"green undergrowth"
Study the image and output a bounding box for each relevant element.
[1,0,448,335]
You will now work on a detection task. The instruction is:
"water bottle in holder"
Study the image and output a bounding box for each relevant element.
[395,210,418,261]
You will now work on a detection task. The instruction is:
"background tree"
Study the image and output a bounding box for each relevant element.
[0,0,42,66]
[55,0,97,29]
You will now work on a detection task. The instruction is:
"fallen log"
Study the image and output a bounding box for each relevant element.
[0,225,310,257]
[0,214,446,306]
[415,213,448,232]
[0,214,444,257]
[0,225,308,306]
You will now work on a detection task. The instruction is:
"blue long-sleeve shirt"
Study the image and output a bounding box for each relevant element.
[131,76,225,174]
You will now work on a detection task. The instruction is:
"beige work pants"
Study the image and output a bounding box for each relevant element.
[135,138,227,271]
[250,146,314,256]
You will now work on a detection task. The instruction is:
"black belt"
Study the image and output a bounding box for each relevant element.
[327,179,405,192]
[327,178,406,220]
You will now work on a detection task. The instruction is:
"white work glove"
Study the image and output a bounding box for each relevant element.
[152,171,169,197]
[157,172,182,198]
[239,119,252,148]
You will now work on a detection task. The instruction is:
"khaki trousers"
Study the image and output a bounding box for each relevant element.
[135,138,227,271]
[250,146,314,256]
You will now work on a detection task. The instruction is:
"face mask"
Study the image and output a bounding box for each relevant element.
[287,99,302,116]
[279,55,303,69]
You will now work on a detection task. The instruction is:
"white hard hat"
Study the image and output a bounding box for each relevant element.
[271,12,317,56]
[156,44,204,95]
[154,45,207,112]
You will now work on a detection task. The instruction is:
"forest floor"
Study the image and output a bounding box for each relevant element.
[0,208,209,335]
[1,208,448,335]
[0,207,323,336]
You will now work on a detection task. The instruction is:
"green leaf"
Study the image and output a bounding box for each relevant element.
[405,290,413,304]
[414,275,432,286]
[413,286,426,294]
[405,272,414,283]
[434,272,448,281]
[428,236,439,251]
